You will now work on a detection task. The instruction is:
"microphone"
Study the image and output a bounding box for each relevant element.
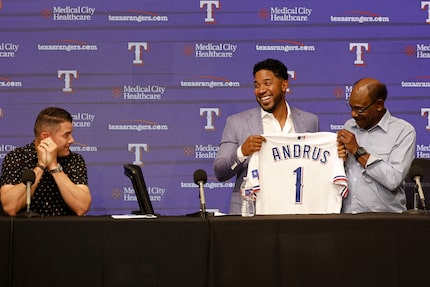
[410,165,427,214]
[21,169,35,214]
[193,169,207,216]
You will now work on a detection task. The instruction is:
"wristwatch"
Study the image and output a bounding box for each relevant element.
[354,147,367,159]
[36,163,46,171]
[49,164,63,174]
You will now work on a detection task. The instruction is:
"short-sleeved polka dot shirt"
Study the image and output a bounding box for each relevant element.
[0,143,89,216]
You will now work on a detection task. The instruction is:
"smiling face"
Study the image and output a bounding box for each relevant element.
[254,69,288,114]
[349,78,385,130]
[49,121,75,157]
[37,121,75,157]
[33,107,75,157]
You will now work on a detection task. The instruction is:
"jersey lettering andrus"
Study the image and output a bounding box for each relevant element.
[247,132,348,214]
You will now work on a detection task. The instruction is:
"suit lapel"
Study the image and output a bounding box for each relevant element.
[290,106,304,133]
[247,107,263,134]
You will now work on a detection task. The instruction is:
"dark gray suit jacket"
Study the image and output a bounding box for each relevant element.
[214,105,319,214]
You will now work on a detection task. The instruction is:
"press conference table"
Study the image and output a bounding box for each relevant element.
[207,213,430,287]
[5,216,209,287]
[1,213,430,287]
[0,217,11,287]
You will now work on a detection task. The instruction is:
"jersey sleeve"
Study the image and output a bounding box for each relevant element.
[332,152,348,198]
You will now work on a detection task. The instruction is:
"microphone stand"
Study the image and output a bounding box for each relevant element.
[186,184,214,218]
[16,176,41,218]
[17,210,42,218]
[415,176,428,215]
[404,164,428,215]
[187,169,215,218]
[404,185,428,215]
[186,210,214,218]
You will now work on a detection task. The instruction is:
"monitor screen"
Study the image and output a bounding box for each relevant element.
[123,164,155,215]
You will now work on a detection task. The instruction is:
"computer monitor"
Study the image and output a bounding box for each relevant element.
[123,163,155,215]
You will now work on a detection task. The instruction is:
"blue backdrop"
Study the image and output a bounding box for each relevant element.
[1,0,429,215]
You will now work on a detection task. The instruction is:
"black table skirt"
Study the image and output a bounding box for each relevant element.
[207,213,430,287]
[2,213,430,287]
[9,216,209,287]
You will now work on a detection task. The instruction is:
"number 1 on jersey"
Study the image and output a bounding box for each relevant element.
[293,167,303,203]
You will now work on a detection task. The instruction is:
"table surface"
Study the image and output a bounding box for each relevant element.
[0,217,11,287]
[8,215,209,287]
[2,213,430,287]
[207,213,430,287]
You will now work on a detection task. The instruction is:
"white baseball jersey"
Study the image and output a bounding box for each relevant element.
[247,132,348,214]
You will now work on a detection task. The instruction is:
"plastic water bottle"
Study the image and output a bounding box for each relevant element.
[241,177,255,217]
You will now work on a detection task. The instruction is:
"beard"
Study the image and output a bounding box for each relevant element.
[258,94,284,113]
[261,104,275,113]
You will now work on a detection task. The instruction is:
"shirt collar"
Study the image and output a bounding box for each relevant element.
[260,101,291,120]
[352,109,391,133]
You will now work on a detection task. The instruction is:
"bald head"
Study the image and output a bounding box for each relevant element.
[349,77,387,130]
[353,78,387,102]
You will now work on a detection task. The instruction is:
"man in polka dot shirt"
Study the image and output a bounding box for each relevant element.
[0,107,92,216]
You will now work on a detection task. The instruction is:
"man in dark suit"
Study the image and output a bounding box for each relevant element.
[214,59,319,214]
